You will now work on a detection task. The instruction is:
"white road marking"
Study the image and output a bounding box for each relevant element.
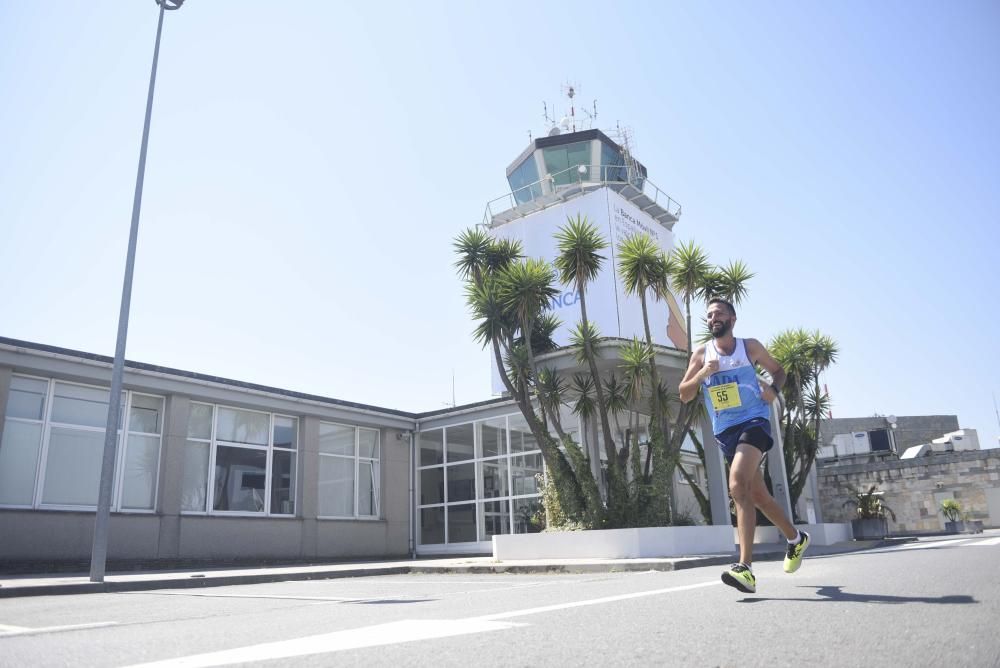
[124,619,525,667]
[0,623,30,632]
[122,592,373,602]
[971,536,1000,546]
[476,580,722,621]
[896,538,977,550]
[0,622,118,637]
[124,579,721,666]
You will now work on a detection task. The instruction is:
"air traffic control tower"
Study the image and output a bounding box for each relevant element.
[482,108,688,357]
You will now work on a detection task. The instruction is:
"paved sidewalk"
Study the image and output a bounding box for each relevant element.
[0,539,906,599]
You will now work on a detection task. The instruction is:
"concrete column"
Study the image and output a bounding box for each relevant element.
[767,402,795,522]
[0,367,12,438]
[808,462,823,523]
[700,415,731,526]
[156,394,190,559]
[299,416,320,558]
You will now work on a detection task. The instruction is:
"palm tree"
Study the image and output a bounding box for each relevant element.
[554,215,629,518]
[668,240,712,357]
[617,233,672,523]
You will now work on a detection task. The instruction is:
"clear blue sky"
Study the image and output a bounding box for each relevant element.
[1,1,998,447]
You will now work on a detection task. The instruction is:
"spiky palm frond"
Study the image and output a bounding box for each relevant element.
[536,367,566,415]
[603,374,629,415]
[526,311,561,356]
[804,384,832,422]
[504,343,531,389]
[571,374,596,419]
[485,237,523,275]
[570,320,601,366]
[453,227,492,282]
[497,258,559,332]
[554,215,607,288]
[619,338,653,403]
[465,278,514,348]
[712,260,754,306]
[668,240,712,301]
[617,233,665,299]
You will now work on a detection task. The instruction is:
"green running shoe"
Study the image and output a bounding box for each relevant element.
[721,563,756,593]
[784,530,811,573]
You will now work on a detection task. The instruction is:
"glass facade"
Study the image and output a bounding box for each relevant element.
[415,411,581,546]
[0,375,163,511]
[507,157,542,205]
[543,140,593,186]
[600,141,627,182]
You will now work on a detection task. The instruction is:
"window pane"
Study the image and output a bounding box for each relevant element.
[448,504,477,543]
[271,450,295,514]
[51,383,109,428]
[129,395,163,434]
[41,426,105,506]
[507,157,541,204]
[358,460,378,517]
[447,463,476,502]
[544,141,592,185]
[446,424,474,462]
[511,453,543,496]
[319,423,354,456]
[481,459,508,499]
[187,403,213,440]
[419,429,443,466]
[482,500,511,539]
[181,440,209,511]
[0,420,42,504]
[6,377,47,420]
[213,446,267,512]
[420,507,444,544]
[508,414,538,453]
[513,496,543,533]
[121,434,159,510]
[480,419,505,458]
[318,455,354,516]
[216,407,269,445]
[359,428,379,459]
[273,416,297,450]
[420,467,443,505]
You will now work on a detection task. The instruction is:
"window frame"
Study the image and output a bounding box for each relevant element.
[317,421,381,521]
[0,374,164,513]
[181,402,299,517]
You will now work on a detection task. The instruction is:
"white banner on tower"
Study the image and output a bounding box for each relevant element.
[489,187,687,393]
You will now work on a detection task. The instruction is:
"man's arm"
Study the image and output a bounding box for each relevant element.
[745,338,786,403]
[678,345,713,403]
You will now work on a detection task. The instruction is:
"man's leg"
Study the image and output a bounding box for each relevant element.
[749,466,797,541]
[729,443,764,566]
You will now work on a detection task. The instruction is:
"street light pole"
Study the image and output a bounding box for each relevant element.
[90,0,185,584]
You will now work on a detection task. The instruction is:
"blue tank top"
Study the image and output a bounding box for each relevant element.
[701,338,770,434]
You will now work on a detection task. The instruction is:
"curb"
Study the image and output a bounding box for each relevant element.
[0,539,917,599]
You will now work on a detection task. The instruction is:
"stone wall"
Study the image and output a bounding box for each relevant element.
[817,450,1000,533]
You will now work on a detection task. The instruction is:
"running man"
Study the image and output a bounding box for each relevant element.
[679,298,810,593]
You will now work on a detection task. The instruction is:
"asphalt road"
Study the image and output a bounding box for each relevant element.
[2,533,999,667]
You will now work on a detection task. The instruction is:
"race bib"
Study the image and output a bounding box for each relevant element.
[709,382,742,411]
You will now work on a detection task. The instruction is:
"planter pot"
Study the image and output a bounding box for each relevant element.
[944,521,967,533]
[851,518,888,540]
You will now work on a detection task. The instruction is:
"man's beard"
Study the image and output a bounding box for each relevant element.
[710,319,732,339]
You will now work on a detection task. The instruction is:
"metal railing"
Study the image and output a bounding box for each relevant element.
[483,164,682,227]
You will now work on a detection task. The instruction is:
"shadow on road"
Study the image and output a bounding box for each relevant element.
[739,585,977,605]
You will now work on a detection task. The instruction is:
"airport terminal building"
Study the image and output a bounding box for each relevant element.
[0,127,733,567]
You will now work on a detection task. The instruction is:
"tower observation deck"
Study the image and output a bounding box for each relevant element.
[483,128,682,229]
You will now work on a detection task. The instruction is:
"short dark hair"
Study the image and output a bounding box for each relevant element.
[708,297,736,316]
